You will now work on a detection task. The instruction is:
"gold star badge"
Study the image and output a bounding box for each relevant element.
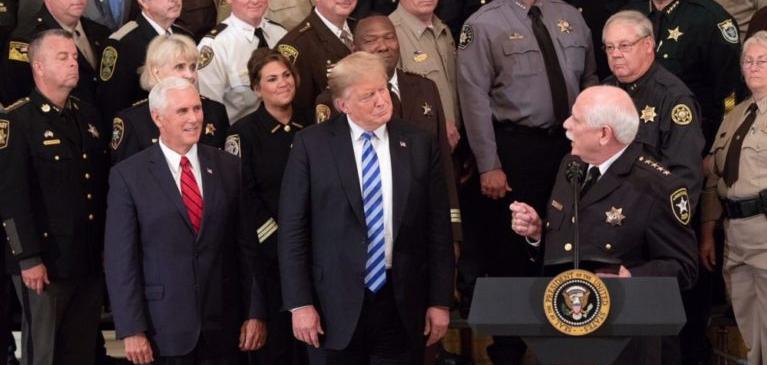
[605,207,625,226]
[205,123,216,136]
[667,26,684,41]
[422,102,432,116]
[640,105,657,123]
[87,124,99,138]
[557,19,573,33]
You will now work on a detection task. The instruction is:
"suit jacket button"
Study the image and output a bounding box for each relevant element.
[605,243,613,251]
[564,243,573,252]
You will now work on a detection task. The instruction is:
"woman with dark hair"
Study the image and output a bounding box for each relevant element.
[225,48,309,365]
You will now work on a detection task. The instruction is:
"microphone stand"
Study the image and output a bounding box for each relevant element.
[565,160,584,270]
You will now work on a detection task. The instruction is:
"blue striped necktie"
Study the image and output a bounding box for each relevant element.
[361,131,386,292]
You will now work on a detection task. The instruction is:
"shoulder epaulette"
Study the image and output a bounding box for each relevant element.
[298,22,311,33]
[109,21,139,41]
[266,19,286,30]
[637,155,671,176]
[5,97,30,112]
[131,98,148,107]
[205,23,228,39]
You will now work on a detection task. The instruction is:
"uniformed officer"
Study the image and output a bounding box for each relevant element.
[511,85,697,365]
[624,0,741,151]
[564,0,629,80]
[352,0,398,18]
[0,0,16,48]
[701,31,767,365]
[176,0,217,40]
[2,0,110,108]
[97,0,192,122]
[266,0,314,31]
[197,0,287,123]
[111,34,229,165]
[456,0,597,361]
[390,0,460,149]
[0,29,109,365]
[276,0,357,118]
[314,15,463,242]
[223,48,309,365]
[601,11,704,206]
[715,0,767,40]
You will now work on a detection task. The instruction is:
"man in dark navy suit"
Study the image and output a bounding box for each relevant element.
[278,51,454,364]
[104,77,266,365]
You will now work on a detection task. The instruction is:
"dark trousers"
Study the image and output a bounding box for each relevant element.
[153,346,237,365]
[12,275,103,365]
[322,279,420,365]
[457,126,570,364]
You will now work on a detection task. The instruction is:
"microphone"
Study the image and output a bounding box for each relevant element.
[565,159,583,270]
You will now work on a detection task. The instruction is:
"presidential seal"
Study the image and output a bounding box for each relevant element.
[543,269,610,336]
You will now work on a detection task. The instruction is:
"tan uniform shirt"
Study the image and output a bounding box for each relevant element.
[267,0,315,31]
[702,97,767,269]
[390,5,460,128]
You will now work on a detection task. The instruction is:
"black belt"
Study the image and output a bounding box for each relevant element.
[723,191,767,219]
[493,122,564,136]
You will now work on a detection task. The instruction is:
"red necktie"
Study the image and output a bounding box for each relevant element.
[180,156,204,233]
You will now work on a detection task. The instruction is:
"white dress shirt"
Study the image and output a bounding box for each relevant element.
[348,118,393,269]
[158,140,204,197]
[142,12,172,36]
[197,14,287,123]
[314,8,352,42]
[389,72,400,98]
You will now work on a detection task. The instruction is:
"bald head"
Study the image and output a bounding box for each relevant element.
[564,86,639,164]
[353,16,400,76]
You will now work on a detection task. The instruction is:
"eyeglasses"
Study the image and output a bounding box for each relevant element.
[602,36,648,54]
[742,58,767,69]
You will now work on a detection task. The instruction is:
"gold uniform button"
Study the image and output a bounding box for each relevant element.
[88,214,94,220]
[84,173,91,179]
[54,155,60,161]
[87,193,93,200]
[605,243,613,250]
[663,54,668,59]
[564,243,573,252]
[82,153,88,159]
[545,222,550,228]
[43,232,48,238]
[571,216,575,223]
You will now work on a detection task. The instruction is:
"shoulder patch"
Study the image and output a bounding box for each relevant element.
[671,104,693,125]
[717,19,739,44]
[4,97,30,112]
[225,134,241,157]
[0,119,9,149]
[670,188,691,225]
[198,45,214,70]
[277,44,299,64]
[99,46,118,81]
[109,21,139,41]
[267,19,286,30]
[315,104,331,123]
[111,117,124,150]
[8,41,29,63]
[205,23,228,38]
[458,24,474,50]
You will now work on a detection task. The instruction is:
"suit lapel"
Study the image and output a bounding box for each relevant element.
[197,146,218,241]
[580,145,640,208]
[147,144,195,233]
[329,116,366,226]
[396,70,413,121]
[388,121,411,242]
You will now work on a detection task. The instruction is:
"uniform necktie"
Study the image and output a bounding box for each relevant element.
[180,156,204,234]
[723,103,759,187]
[73,29,97,69]
[340,29,353,50]
[388,83,401,118]
[580,166,601,197]
[361,132,386,293]
[109,0,124,27]
[528,6,570,124]
[254,27,268,49]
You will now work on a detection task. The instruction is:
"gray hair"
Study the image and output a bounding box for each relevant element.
[28,29,74,64]
[582,86,639,145]
[328,51,388,100]
[140,34,199,91]
[603,10,654,43]
[148,76,197,114]
[743,30,767,62]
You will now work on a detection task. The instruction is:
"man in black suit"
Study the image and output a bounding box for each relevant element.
[278,51,454,364]
[98,0,191,120]
[104,77,266,365]
[2,0,110,107]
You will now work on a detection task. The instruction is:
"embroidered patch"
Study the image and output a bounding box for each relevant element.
[225,134,241,157]
[277,44,299,64]
[458,24,474,50]
[198,45,214,70]
[670,188,691,225]
[8,41,29,63]
[718,19,739,44]
[671,104,693,125]
[315,104,331,123]
[99,46,118,81]
[0,120,9,149]
[111,117,124,150]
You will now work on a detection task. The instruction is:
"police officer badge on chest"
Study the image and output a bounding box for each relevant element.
[605,207,625,226]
